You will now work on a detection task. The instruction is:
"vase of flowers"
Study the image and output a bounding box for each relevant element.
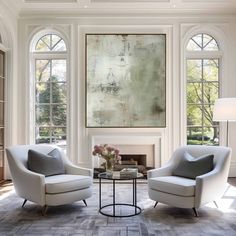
[92,144,121,173]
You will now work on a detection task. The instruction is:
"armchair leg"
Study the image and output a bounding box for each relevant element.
[83,200,87,206]
[192,208,199,217]
[154,202,158,208]
[22,199,27,208]
[42,205,48,216]
[213,201,218,208]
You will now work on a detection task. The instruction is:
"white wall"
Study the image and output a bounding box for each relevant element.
[227,17,236,176]
[4,14,236,177]
[0,3,18,179]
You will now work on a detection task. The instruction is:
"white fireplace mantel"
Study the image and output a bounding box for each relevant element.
[89,134,162,168]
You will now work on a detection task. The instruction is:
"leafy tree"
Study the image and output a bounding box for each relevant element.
[36,75,66,143]
[187,59,219,144]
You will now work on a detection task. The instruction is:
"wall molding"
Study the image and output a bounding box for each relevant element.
[229,161,236,177]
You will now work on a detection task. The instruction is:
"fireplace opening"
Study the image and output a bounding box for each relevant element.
[111,154,153,178]
[120,154,146,166]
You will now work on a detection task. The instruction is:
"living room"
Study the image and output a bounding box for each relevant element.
[0,0,236,235]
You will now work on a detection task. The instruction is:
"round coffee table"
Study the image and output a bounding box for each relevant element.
[98,172,143,217]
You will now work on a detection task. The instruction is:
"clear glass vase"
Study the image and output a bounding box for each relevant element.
[106,159,114,173]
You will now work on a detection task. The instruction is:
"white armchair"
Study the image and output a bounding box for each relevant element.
[148,145,231,216]
[6,144,93,214]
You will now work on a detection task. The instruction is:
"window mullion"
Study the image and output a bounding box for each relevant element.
[50,59,52,144]
[201,59,204,145]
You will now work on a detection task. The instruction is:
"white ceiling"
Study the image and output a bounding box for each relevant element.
[3,0,236,17]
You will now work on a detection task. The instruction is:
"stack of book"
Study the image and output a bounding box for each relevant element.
[120,168,138,178]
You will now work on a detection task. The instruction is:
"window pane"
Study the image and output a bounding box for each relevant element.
[187,127,203,145]
[36,60,50,82]
[52,82,66,103]
[52,105,66,126]
[203,59,218,81]
[203,34,219,51]
[203,34,212,48]
[41,35,51,47]
[187,105,202,126]
[187,83,202,104]
[203,105,214,126]
[53,40,66,51]
[35,39,50,51]
[51,35,61,48]
[187,39,202,51]
[187,60,202,81]
[203,82,219,104]
[35,34,66,52]
[203,127,219,145]
[187,34,203,51]
[36,127,51,144]
[36,105,50,125]
[51,60,66,82]
[187,34,219,51]
[36,82,50,103]
[52,127,66,145]
[52,127,66,137]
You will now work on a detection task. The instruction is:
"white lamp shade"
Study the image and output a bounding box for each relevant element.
[213,98,236,121]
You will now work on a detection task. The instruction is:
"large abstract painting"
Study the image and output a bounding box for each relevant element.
[86,34,166,127]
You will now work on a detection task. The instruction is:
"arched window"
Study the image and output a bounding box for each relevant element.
[32,33,67,148]
[186,33,220,145]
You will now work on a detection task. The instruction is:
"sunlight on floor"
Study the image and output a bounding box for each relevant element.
[206,184,236,213]
[0,182,14,201]
[0,189,14,201]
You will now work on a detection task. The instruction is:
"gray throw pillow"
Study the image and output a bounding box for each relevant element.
[28,148,65,176]
[172,152,214,179]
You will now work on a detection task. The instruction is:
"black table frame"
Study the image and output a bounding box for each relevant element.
[98,173,142,217]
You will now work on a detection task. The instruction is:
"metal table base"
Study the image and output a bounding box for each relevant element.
[99,176,142,217]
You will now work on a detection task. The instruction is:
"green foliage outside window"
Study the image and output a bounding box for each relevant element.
[34,34,67,148]
[186,34,220,145]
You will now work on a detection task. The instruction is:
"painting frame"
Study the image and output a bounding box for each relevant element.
[85,33,166,128]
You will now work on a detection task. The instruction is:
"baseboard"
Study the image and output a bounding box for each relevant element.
[229,162,236,177]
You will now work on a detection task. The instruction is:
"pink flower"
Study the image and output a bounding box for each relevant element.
[92,144,120,164]
[106,146,114,152]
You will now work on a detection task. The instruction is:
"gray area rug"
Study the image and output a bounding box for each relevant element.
[0,181,236,236]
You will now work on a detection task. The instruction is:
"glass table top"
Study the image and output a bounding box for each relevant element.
[98,172,144,180]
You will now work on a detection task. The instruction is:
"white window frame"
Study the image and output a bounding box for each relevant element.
[29,31,69,149]
[181,26,227,146]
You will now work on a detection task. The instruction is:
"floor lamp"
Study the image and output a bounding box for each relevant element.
[213,98,236,146]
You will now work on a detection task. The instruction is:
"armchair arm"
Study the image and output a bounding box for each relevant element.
[195,169,228,208]
[65,162,93,177]
[11,164,45,206]
[147,164,173,178]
